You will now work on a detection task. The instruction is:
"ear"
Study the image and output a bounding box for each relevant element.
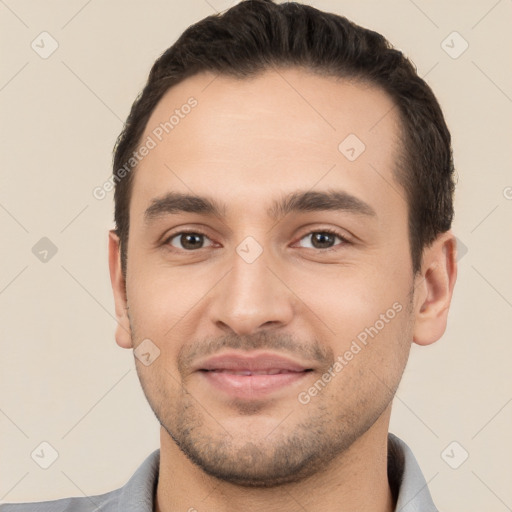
[108,230,133,349]
[412,231,458,346]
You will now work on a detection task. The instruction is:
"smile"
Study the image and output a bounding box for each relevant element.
[195,351,314,399]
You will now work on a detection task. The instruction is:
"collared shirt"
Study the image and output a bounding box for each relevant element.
[0,434,437,511]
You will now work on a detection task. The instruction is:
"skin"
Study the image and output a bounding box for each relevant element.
[109,67,457,512]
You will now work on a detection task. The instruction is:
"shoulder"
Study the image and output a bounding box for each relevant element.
[0,487,121,512]
[0,449,160,512]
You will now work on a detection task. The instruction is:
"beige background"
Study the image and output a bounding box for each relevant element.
[1,0,511,510]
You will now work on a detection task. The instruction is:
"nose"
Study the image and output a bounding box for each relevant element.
[209,245,295,336]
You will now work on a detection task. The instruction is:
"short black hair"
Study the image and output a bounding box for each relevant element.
[113,0,455,275]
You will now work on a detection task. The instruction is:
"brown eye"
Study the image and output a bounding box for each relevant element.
[168,232,213,250]
[297,231,346,249]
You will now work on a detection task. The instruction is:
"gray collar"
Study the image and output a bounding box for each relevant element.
[389,433,438,511]
[116,434,437,511]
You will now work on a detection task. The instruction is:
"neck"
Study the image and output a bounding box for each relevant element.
[155,412,394,512]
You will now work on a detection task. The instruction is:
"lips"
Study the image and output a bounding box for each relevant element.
[207,369,300,375]
[199,353,310,372]
[195,352,313,399]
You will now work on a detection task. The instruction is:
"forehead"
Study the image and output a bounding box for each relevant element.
[130,68,404,221]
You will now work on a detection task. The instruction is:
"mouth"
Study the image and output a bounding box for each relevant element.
[195,352,314,399]
[204,369,308,375]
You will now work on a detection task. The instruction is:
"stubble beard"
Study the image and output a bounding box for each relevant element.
[129,295,414,487]
[136,359,400,488]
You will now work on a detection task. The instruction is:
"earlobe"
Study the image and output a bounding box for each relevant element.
[108,230,133,349]
[412,231,458,346]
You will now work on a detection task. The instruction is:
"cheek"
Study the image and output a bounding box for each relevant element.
[315,302,412,410]
[289,264,409,347]
[290,263,414,397]
[126,261,210,335]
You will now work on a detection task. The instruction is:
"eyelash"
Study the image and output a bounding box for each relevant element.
[163,228,351,252]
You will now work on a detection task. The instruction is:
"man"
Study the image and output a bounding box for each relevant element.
[1,0,457,510]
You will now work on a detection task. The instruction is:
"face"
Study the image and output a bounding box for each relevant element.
[112,68,424,486]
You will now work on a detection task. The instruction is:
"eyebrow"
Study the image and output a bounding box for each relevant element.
[144,190,376,223]
[268,190,376,219]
